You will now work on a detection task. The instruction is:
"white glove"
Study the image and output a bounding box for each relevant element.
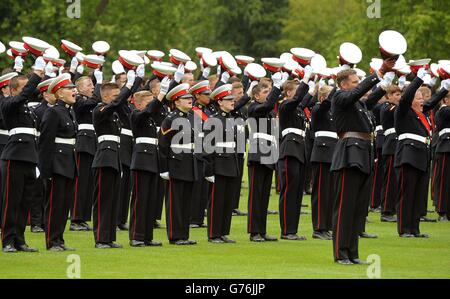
[308,81,316,95]
[202,67,211,79]
[381,71,396,89]
[271,72,283,89]
[35,167,40,179]
[398,76,406,90]
[14,56,24,72]
[220,71,230,84]
[126,70,136,88]
[422,74,432,86]
[159,76,171,96]
[216,65,221,76]
[45,62,56,78]
[76,64,84,74]
[174,64,185,83]
[70,56,79,73]
[160,172,170,180]
[319,78,326,89]
[33,56,46,72]
[205,176,215,183]
[303,65,314,82]
[58,66,64,76]
[281,72,289,85]
[136,64,145,78]
[417,68,427,80]
[328,78,335,86]
[200,59,205,71]
[441,79,450,91]
[110,75,116,83]
[246,80,259,97]
[94,69,103,84]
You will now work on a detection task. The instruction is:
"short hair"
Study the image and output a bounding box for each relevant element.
[336,69,357,88]
[387,85,401,95]
[149,79,160,90]
[318,85,333,100]
[133,90,153,102]
[418,86,431,98]
[252,81,271,99]
[9,75,28,90]
[75,76,92,90]
[100,83,120,97]
[229,76,241,84]
[260,77,272,86]
[283,80,299,93]
[232,82,243,90]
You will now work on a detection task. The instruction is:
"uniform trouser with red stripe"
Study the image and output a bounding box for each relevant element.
[190,177,210,225]
[129,170,158,242]
[44,175,75,249]
[1,160,35,248]
[420,166,431,218]
[332,167,370,261]
[29,178,44,227]
[166,178,193,241]
[431,147,437,207]
[0,145,4,228]
[155,177,166,221]
[370,148,384,209]
[207,175,240,239]
[232,155,245,210]
[396,164,428,235]
[71,152,94,222]
[93,167,120,243]
[311,162,333,232]
[247,163,273,235]
[433,153,450,218]
[277,157,305,235]
[117,165,131,225]
[381,155,398,216]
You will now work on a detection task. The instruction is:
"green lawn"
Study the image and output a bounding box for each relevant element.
[1,179,449,279]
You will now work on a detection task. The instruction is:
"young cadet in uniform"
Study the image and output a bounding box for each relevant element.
[1,56,45,253]
[189,80,217,228]
[433,81,450,221]
[310,84,337,240]
[129,87,168,247]
[277,66,312,241]
[246,72,285,242]
[380,85,402,222]
[205,84,241,244]
[70,72,101,231]
[38,74,78,251]
[394,68,434,238]
[91,67,141,249]
[159,83,199,245]
[330,58,395,265]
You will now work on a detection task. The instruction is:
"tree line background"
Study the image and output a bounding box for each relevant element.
[0,0,449,74]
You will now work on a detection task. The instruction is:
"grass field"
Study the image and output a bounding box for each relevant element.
[1,177,449,279]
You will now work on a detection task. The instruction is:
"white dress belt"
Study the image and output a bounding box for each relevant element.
[98,135,120,143]
[121,128,133,137]
[135,137,158,145]
[0,129,9,136]
[55,137,76,145]
[156,127,161,133]
[171,143,194,150]
[253,132,277,143]
[384,128,396,136]
[216,141,236,148]
[315,131,338,139]
[78,124,95,131]
[398,133,429,145]
[9,127,38,136]
[282,128,306,138]
[375,125,383,132]
[439,128,450,137]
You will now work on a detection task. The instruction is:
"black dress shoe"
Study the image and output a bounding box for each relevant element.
[145,240,163,247]
[250,234,265,242]
[130,240,146,247]
[17,244,39,252]
[153,221,162,228]
[208,238,225,244]
[414,233,429,238]
[189,224,200,228]
[281,234,306,241]
[95,243,112,249]
[359,232,378,239]
[60,244,75,251]
[186,240,197,245]
[117,223,129,231]
[70,223,88,231]
[336,259,353,265]
[420,216,437,222]
[369,207,381,213]
[438,216,449,222]
[262,234,278,241]
[2,245,18,253]
[267,210,278,215]
[169,240,189,245]
[31,226,44,233]
[351,259,370,265]
[381,215,397,222]
[48,245,65,252]
[232,209,247,216]
[399,233,414,238]
[301,204,309,208]
[109,242,123,248]
[312,231,331,240]
[300,210,309,215]
[81,222,92,231]
[221,236,236,243]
